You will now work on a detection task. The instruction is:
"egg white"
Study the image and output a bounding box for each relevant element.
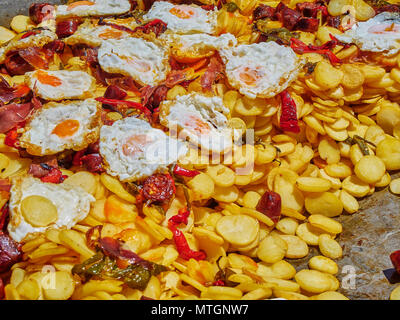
[100,117,188,182]
[336,12,400,56]
[20,99,101,156]
[25,69,96,101]
[98,37,170,87]
[159,93,232,154]
[161,32,237,59]
[7,176,95,242]
[64,20,135,47]
[219,41,303,99]
[144,1,217,34]
[56,0,131,18]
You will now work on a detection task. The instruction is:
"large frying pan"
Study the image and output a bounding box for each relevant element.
[0,0,399,300]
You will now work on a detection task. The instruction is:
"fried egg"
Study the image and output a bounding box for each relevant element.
[161,32,237,63]
[56,0,131,18]
[144,1,217,34]
[219,41,303,99]
[64,19,136,47]
[25,69,96,101]
[7,176,95,242]
[0,29,57,64]
[100,117,188,182]
[336,12,400,56]
[159,93,232,154]
[20,99,101,156]
[98,37,170,87]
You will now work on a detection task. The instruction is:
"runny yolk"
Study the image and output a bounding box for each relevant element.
[169,6,195,19]
[35,70,62,87]
[239,67,261,86]
[368,23,400,34]
[52,119,80,138]
[122,134,149,156]
[185,115,210,134]
[99,28,124,39]
[67,1,95,11]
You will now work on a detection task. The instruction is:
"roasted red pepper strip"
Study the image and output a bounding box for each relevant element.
[290,36,341,65]
[40,168,65,184]
[256,190,282,224]
[279,90,300,133]
[168,207,206,261]
[212,279,226,286]
[0,202,9,231]
[169,207,190,226]
[95,97,152,120]
[170,228,207,261]
[4,128,20,149]
[20,30,40,39]
[390,250,400,275]
[99,19,167,37]
[173,165,201,178]
[133,19,167,37]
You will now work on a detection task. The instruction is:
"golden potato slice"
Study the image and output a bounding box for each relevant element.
[21,195,58,227]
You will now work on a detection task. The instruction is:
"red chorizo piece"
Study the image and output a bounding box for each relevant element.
[256,190,282,224]
[253,4,276,21]
[391,250,400,275]
[56,19,80,38]
[142,173,176,202]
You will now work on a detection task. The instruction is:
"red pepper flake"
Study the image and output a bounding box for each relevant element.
[290,36,342,65]
[279,90,300,133]
[173,165,201,178]
[390,250,400,275]
[168,207,206,261]
[256,191,282,224]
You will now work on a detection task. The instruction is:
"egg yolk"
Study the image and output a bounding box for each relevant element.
[99,28,124,39]
[185,115,210,134]
[169,6,195,19]
[52,119,80,138]
[239,67,261,86]
[67,1,95,11]
[368,23,400,34]
[35,70,62,87]
[122,134,149,156]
